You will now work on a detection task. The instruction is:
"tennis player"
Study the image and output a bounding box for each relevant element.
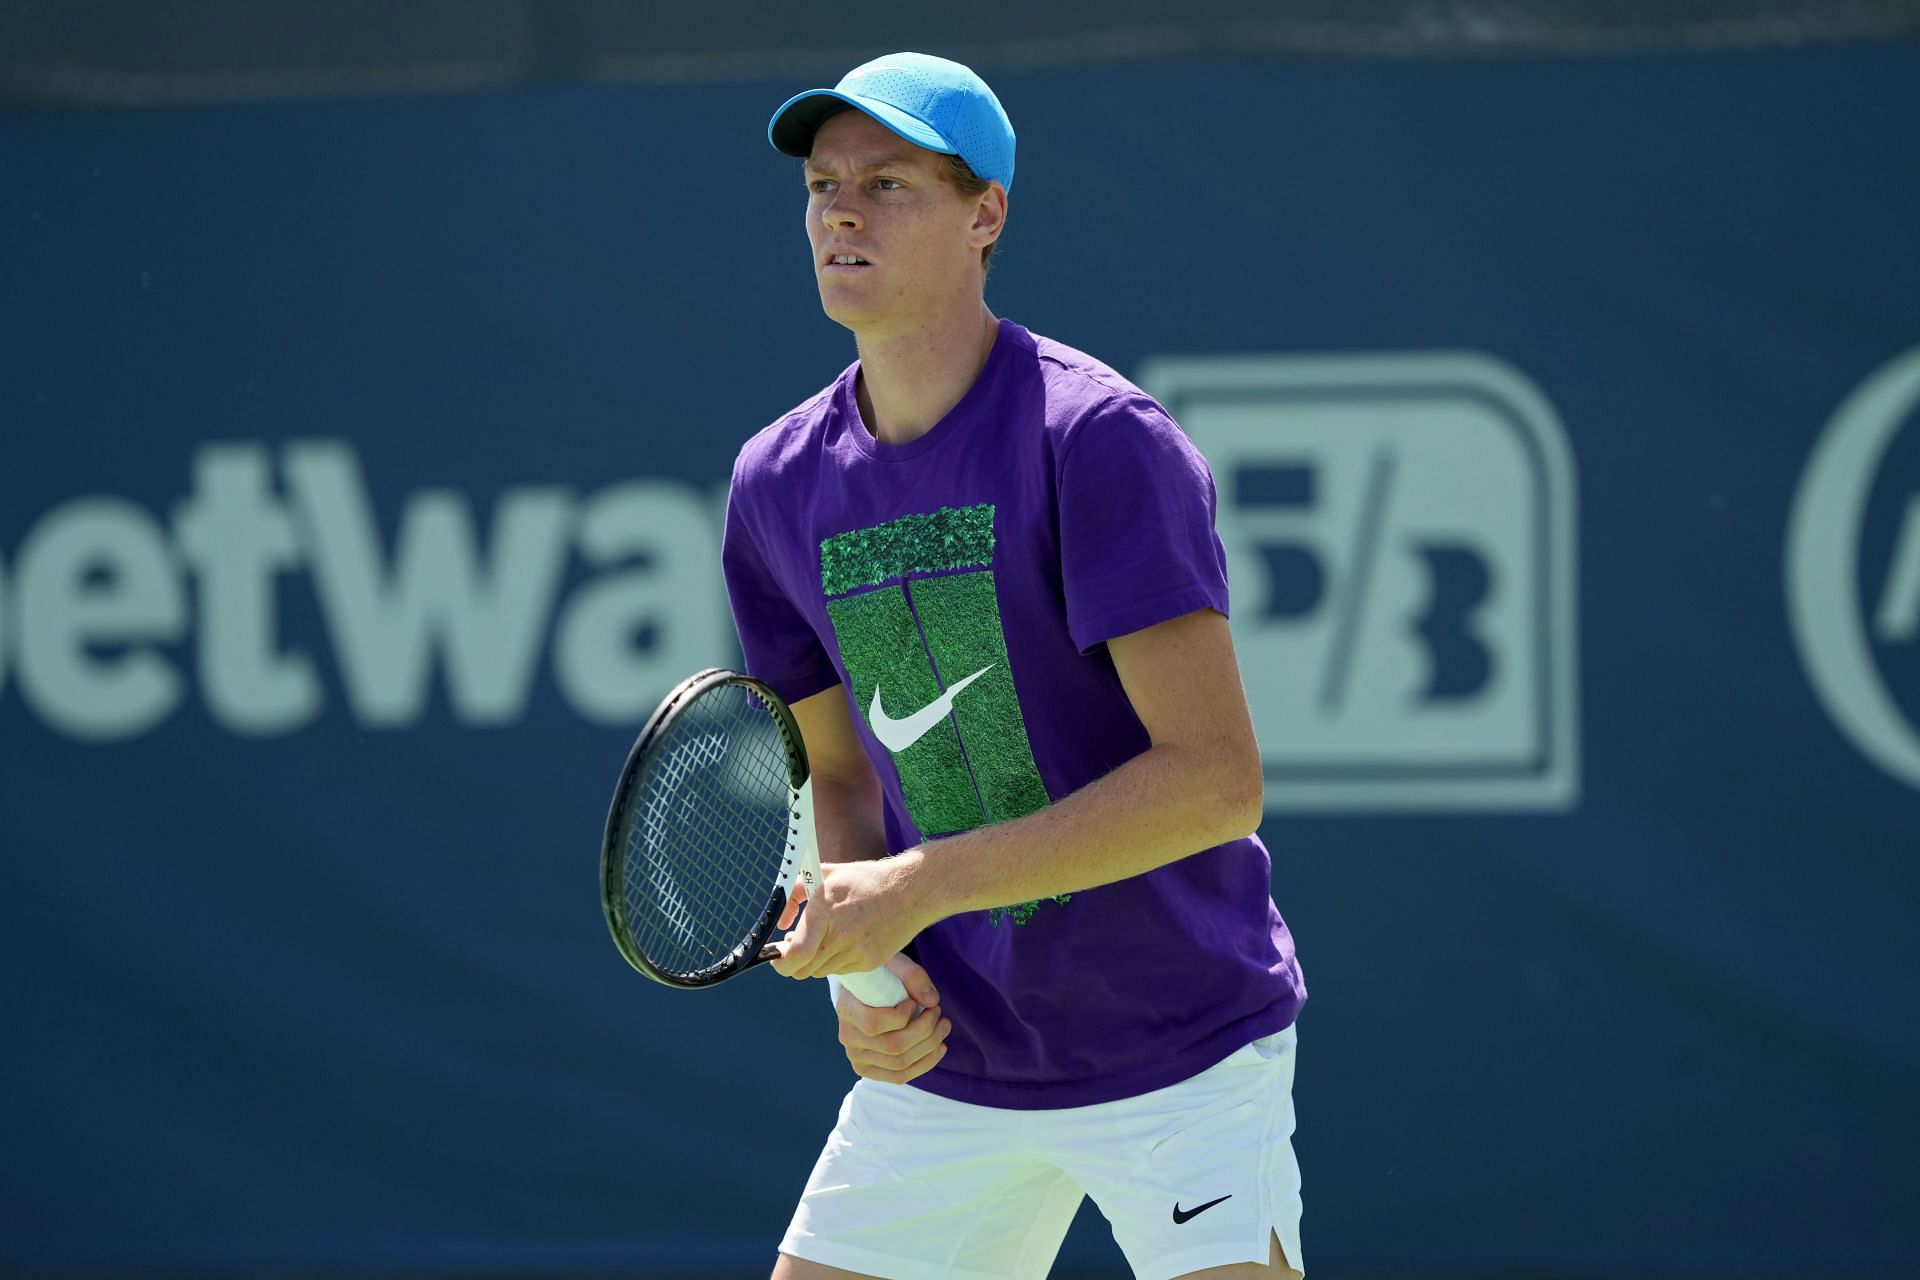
[722,52,1308,1280]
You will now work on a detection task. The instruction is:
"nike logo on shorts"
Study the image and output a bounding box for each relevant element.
[1172,1194,1232,1224]
[868,664,996,753]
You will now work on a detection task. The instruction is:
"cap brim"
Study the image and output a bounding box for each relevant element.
[767,89,957,160]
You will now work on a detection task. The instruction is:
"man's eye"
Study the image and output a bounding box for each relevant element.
[808,180,836,194]
[874,178,903,190]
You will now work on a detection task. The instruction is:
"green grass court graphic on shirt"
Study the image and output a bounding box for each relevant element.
[821,504,1068,927]
[821,503,996,596]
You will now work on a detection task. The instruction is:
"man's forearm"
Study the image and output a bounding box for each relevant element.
[813,770,891,865]
[899,739,1263,926]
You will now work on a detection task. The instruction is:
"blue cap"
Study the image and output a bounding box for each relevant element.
[767,52,1016,192]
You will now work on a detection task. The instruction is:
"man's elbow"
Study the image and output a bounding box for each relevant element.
[1210,745,1266,843]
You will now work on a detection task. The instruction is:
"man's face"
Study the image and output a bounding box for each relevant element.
[804,110,988,335]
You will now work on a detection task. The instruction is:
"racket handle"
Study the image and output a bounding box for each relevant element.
[793,780,910,1008]
[830,966,910,1008]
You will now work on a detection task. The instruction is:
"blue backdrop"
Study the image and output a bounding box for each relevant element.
[3,42,1918,1277]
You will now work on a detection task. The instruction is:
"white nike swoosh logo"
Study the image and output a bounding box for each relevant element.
[868,664,996,753]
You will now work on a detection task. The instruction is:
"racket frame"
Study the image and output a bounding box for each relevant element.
[600,667,799,990]
[600,668,908,1007]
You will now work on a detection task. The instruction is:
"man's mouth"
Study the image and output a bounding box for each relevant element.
[824,254,871,268]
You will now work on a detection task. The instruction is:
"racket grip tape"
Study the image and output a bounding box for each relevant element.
[828,967,910,1007]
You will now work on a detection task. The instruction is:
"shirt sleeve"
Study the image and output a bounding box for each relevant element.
[1057,394,1231,653]
[721,467,839,705]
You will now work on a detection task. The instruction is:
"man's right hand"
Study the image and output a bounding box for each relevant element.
[835,952,950,1084]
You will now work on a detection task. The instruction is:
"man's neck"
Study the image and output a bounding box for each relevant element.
[853,305,1001,446]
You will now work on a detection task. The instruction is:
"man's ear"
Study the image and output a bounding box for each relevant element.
[972,183,1009,249]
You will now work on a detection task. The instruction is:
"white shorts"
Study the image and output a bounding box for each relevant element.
[779,1024,1302,1280]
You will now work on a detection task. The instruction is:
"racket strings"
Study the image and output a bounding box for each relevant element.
[617,685,796,978]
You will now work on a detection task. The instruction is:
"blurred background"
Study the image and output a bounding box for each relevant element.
[4,2,1919,1276]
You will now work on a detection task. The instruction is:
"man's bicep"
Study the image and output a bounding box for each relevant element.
[1107,609,1265,834]
[1106,608,1260,763]
[790,684,883,788]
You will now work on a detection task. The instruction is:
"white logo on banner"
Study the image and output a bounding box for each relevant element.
[1786,345,1920,790]
[1138,352,1581,812]
[0,441,727,740]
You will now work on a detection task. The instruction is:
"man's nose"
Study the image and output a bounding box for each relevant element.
[822,194,863,232]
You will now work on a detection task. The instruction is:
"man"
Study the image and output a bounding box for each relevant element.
[722,52,1308,1280]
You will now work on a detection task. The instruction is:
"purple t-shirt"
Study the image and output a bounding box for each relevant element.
[723,318,1305,1109]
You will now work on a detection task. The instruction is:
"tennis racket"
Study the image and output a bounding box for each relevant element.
[600,667,909,1007]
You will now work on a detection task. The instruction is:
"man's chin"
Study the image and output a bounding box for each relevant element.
[818,291,885,333]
